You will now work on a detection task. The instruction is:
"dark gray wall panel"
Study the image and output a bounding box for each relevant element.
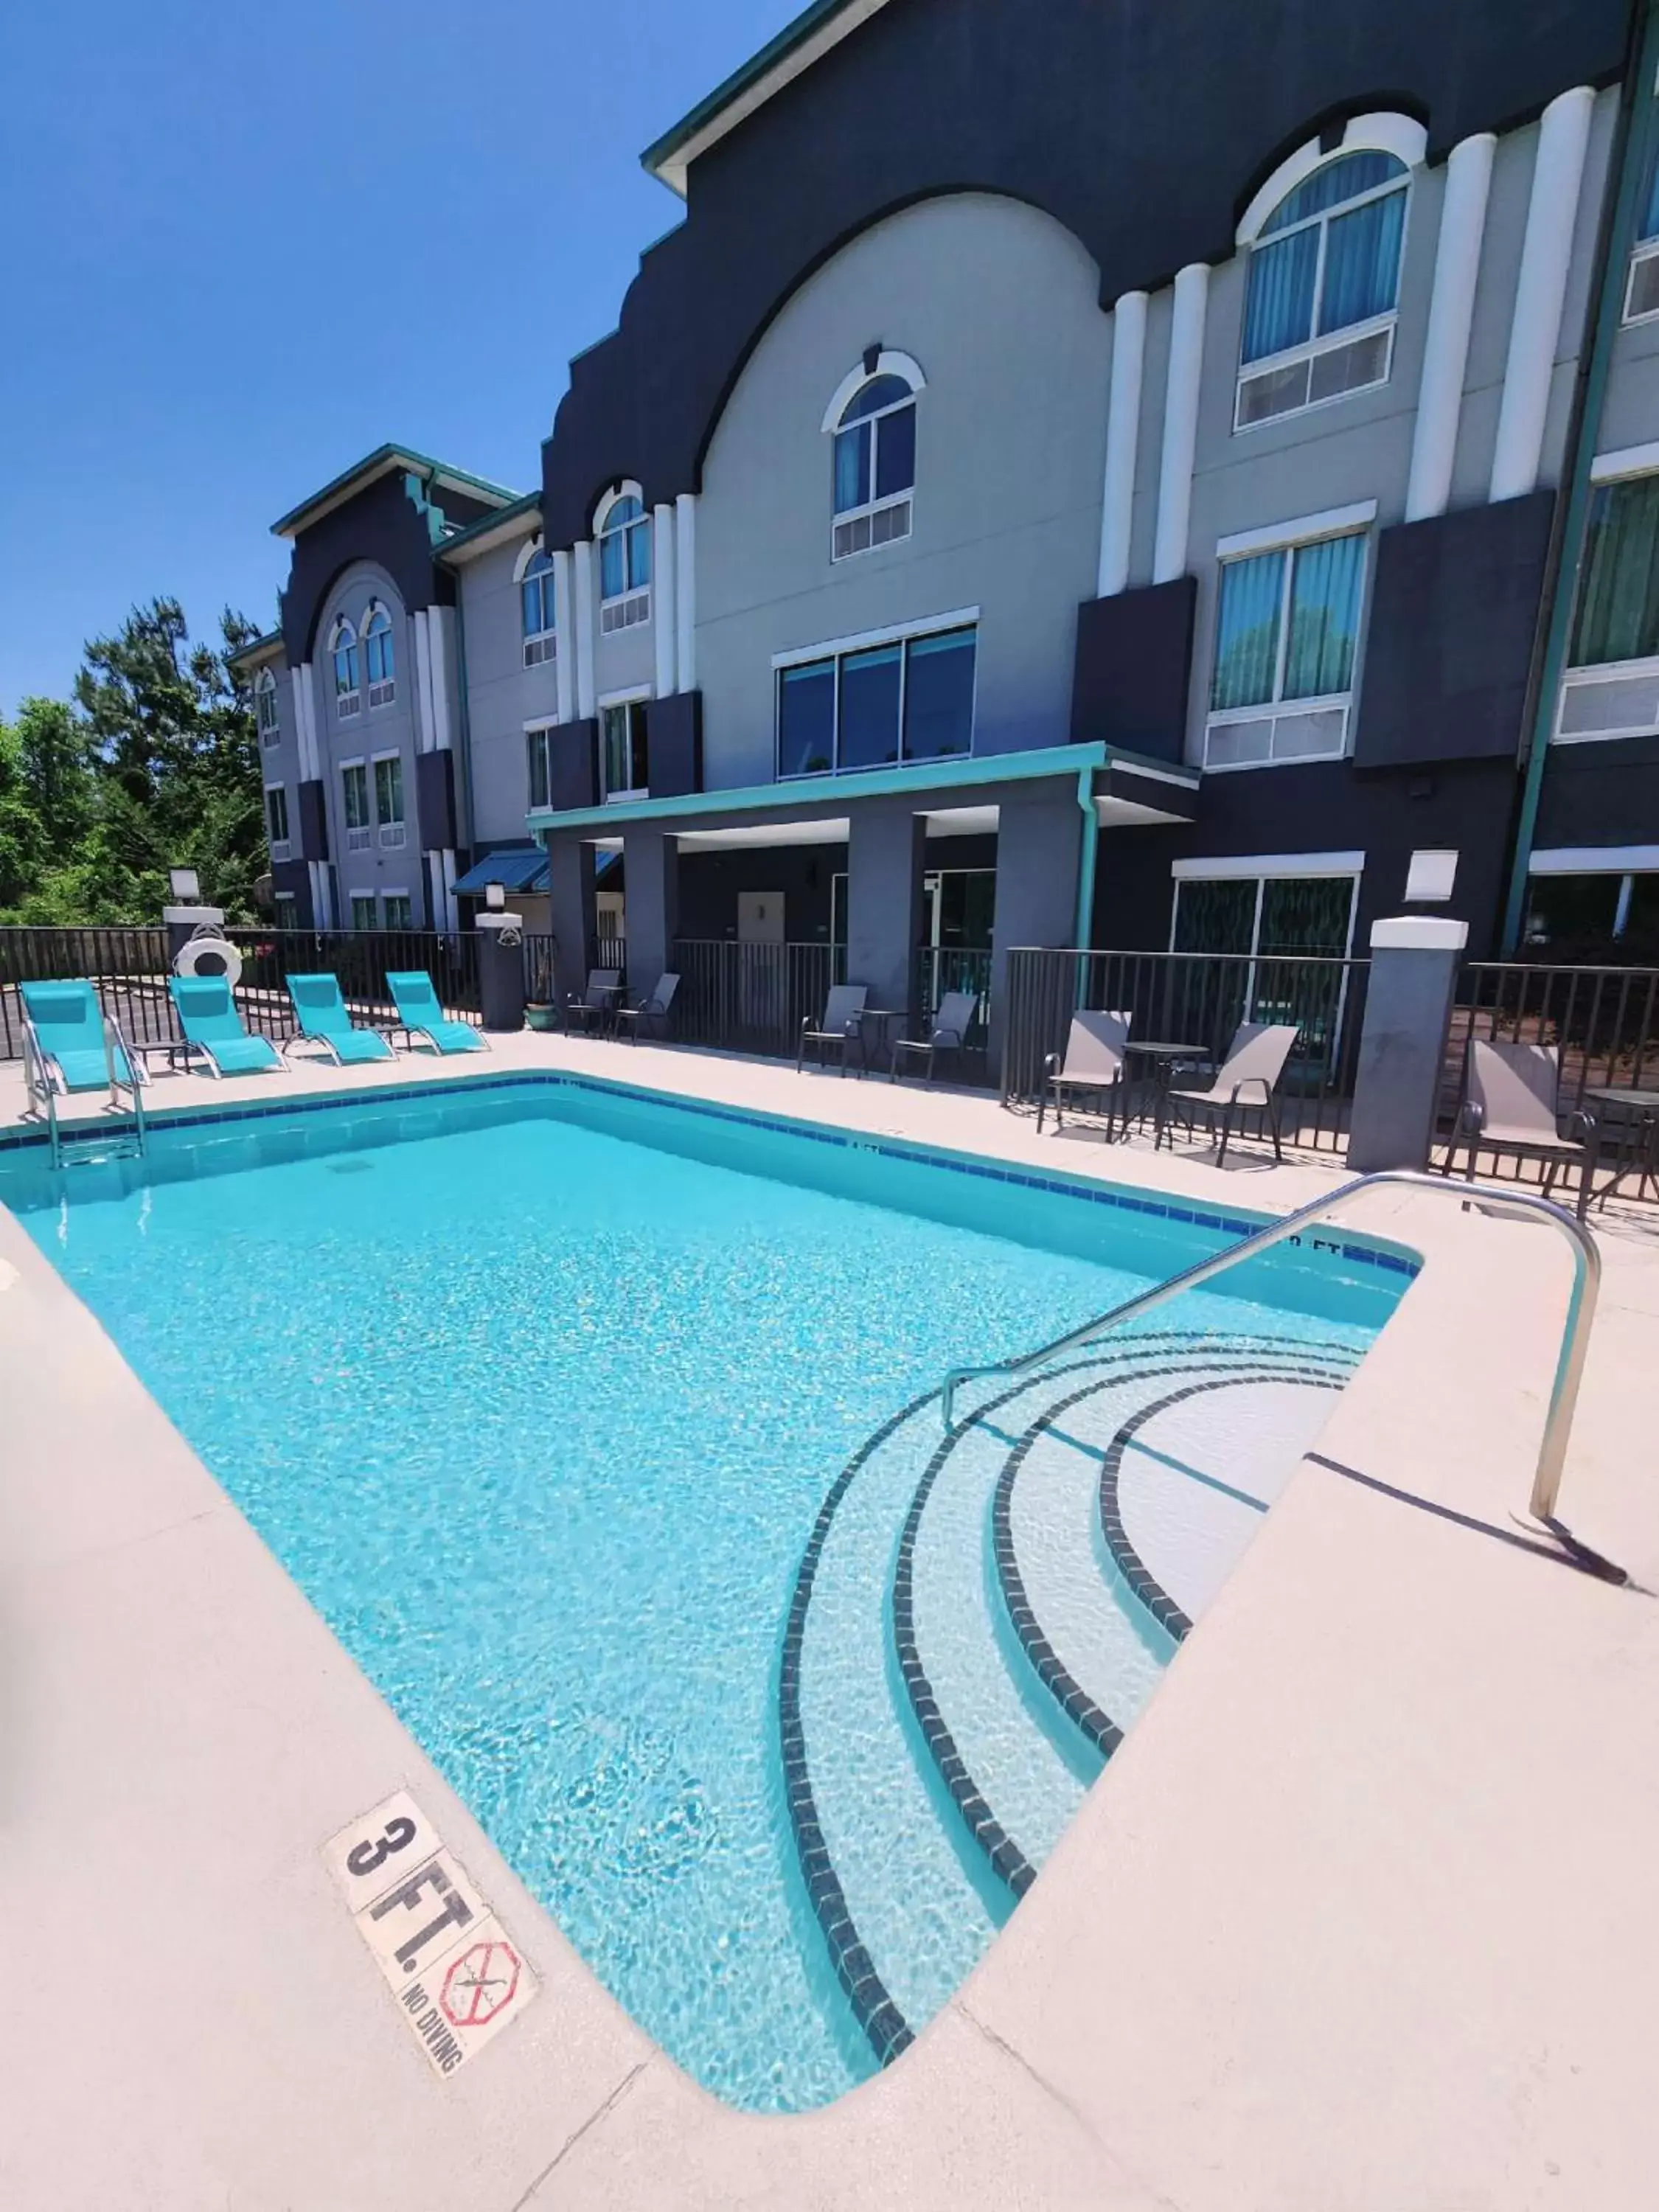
[271,858,313,925]
[281,472,456,667]
[1071,579,1196,764]
[296,779,330,863]
[542,0,1628,543]
[414,748,457,852]
[547,718,599,813]
[1352,491,1555,769]
[1535,734,1659,849]
[647,692,703,799]
[1091,757,1517,959]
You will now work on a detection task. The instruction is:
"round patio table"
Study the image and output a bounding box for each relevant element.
[1583,1086,1659,1207]
[1120,1040,1206,1139]
[855,1006,907,1076]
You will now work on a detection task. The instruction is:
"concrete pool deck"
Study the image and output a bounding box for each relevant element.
[1,1033,1656,2209]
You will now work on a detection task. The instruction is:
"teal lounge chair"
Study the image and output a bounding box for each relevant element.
[386,970,487,1055]
[285,973,396,1065]
[20,979,142,1105]
[168,975,286,1078]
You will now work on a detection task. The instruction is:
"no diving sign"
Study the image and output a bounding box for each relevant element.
[324,1790,538,2077]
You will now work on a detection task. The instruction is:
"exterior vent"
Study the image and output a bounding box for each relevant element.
[378,822,407,850]
[832,497,911,562]
[1236,326,1394,430]
[600,590,651,635]
[1627,248,1659,322]
[1556,663,1659,742]
[346,825,372,852]
[267,841,291,863]
[1204,702,1349,771]
[523,633,557,667]
[368,679,395,709]
[337,692,361,719]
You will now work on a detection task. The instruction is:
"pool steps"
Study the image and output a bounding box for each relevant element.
[784,1329,1363,2070]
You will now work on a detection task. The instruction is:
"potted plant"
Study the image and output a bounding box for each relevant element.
[524,998,560,1033]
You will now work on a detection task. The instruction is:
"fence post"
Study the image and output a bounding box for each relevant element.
[1346,917,1468,1172]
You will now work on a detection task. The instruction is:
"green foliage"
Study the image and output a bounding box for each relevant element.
[0,601,268,925]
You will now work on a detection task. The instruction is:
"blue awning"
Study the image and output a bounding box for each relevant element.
[453,847,548,895]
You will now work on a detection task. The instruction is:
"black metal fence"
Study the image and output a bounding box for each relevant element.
[672,939,836,1059]
[1001,945,1369,1155]
[1435,959,1659,1194]
[1,924,486,1060]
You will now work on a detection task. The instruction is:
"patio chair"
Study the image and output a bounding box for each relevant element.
[613,973,680,1045]
[1441,1039,1597,1221]
[890,990,981,1085]
[798,984,869,1075]
[1037,1011,1131,1134]
[386,970,487,1056]
[167,975,285,1077]
[1155,1021,1299,1165]
[19,979,145,1107]
[284,973,396,1065]
[563,969,622,1035]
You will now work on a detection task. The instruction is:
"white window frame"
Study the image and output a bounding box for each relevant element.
[254,667,280,745]
[340,757,372,852]
[515,538,559,667]
[348,891,379,932]
[773,608,980,780]
[823,350,925,564]
[597,686,651,803]
[273,891,299,930]
[596,484,651,633]
[1203,519,1371,773]
[363,601,396,709]
[372,748,406,849]
[378,888,412,930]
[1168,857,1363,1045]
[525,714,558,811]
[1554,453,1659,744]
[1234,154,1413,434]
[330,617,361,719]
[263,781,291,863]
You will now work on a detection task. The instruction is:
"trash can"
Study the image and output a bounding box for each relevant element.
[476,911,526,1032]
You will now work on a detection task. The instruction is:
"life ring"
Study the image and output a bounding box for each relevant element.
[173,931,243,987]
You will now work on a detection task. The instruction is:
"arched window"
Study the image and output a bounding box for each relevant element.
[331,618,360,719]
[597,488,652,633]
[254,667,279,744]
[824,356,922,560]
[1237,148,1410,428]
[363,602,395,709]
[517,542,557,667]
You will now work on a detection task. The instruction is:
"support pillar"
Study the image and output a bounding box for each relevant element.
[987,791,1085,1083]
[546,836,597,1001]
[846,810,926,1020]
[1345,916,1469,1172]
[622,827,680,998]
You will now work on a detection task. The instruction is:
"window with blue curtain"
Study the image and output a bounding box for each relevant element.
[1242,150,1408,366]
[1213,534,1366,709]
[521,548,555,639]
[599,494,650,599]
[832,374,916,515]
[1571,476,1659,667]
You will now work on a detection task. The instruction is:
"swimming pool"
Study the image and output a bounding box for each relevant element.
[0,1075,1413,2110]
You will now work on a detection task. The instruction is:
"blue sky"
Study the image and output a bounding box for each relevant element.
[0,0,800,713]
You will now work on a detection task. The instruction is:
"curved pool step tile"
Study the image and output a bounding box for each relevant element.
[1107,1369,1352,1631]
[784,1390,998,2065]
[1096,1364,1350,1641]
[891,1387,1089,1904]
[995,1342,1363,1742]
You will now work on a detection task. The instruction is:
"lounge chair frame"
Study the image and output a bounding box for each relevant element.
[1154,1021,1300,1166]
[1037,1011,1131,1134]
[799,984,869,1076]
[1441,1038,1599,1222]
[890,990,982,1085]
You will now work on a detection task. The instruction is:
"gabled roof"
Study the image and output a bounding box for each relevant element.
[641,0,894,197]
[434,490,543,566]
[226,627,285,671]
[271,445,523,539]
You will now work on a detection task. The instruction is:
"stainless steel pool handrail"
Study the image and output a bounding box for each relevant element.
[939,1169,1601,1526]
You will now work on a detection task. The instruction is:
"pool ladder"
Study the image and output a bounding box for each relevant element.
[942,1169,1601,1534]
[24,1014,150,1172]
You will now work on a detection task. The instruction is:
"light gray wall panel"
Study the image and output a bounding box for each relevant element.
[694,192,1112,790]
[313,562,426,922]
[457,533,560,849]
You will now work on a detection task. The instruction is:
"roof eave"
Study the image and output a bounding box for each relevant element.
[271,445,524,539]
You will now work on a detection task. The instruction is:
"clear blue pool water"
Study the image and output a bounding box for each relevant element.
[1,1077,1407,2109]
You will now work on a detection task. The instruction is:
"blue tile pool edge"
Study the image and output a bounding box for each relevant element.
[0,1068,1423,1283]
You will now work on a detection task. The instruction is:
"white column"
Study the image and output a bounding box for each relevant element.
[428,608,453,751]
[572,539,597,720]
[412,611,435,753]
[552,550,575,724]
[653,503,678,697]
[440,847,459,933]
[1097,290,1147,597]
[1489,86,1595,504]
[293,662,318,780]
[1406,133,1496,521]
[675,493,697,692]
[1152,263,1210,583]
